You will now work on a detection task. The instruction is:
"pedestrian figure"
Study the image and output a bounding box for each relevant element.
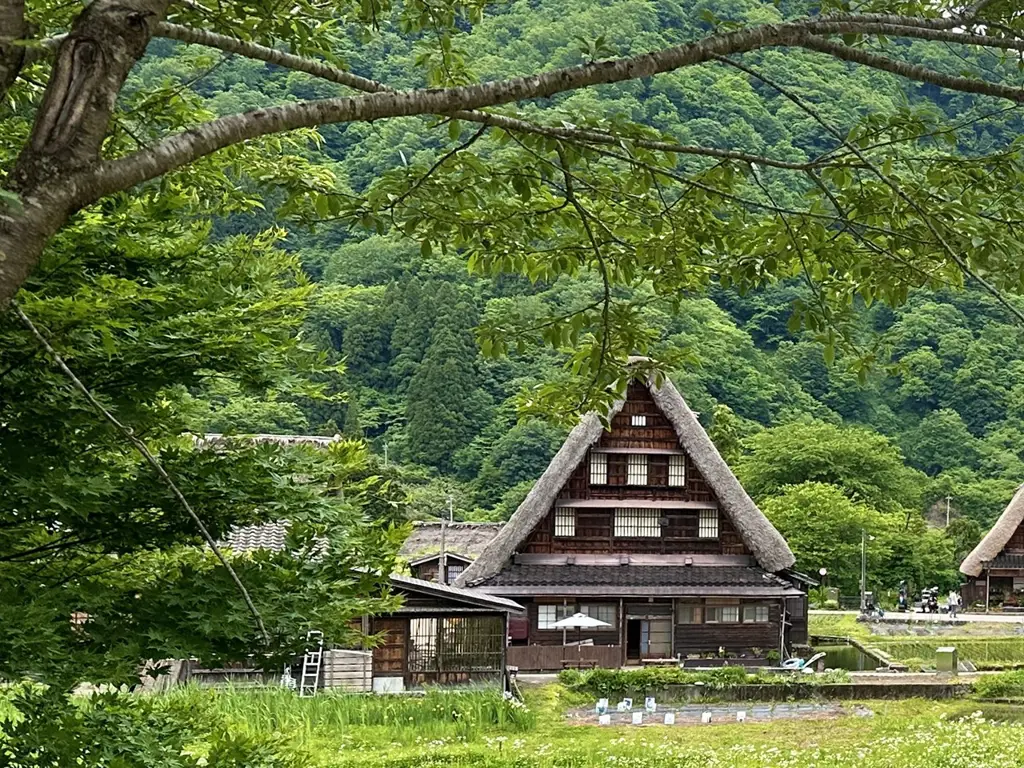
[947,590,960,618]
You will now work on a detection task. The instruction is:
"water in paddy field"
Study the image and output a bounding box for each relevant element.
[815,644,879,671]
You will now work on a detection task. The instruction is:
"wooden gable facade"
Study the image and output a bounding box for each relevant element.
[461,375,808,671]
[522,383,747,557]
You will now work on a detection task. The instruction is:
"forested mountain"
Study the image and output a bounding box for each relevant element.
[133,0,1024,588]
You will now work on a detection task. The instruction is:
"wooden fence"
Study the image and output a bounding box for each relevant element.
[508,644,622,671]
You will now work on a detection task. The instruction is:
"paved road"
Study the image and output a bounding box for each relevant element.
[811,609,1024,624]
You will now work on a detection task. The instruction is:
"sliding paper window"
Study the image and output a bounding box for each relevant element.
[698,508,718,539]
[626,454,647,485]
[668,454,686,486]
[614,508,661,537]
[590,452,608,485]
[555,508,576,537]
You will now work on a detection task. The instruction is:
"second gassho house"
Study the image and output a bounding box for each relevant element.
[456,371,809,671]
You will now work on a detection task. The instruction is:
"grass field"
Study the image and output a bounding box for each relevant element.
[171,685,1024,767]
[808,614,1024,668]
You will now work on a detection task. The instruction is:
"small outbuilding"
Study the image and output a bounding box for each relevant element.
[960,484,1024,610]
[400,521,504,583]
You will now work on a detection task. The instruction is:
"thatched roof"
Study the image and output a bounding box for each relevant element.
[195,433,341,449]
[961,484,1024,577]
[399,522,504,562]
[217,521,522,613]
[457,370,795,587]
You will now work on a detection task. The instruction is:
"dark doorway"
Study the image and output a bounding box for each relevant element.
[626,619,642,660]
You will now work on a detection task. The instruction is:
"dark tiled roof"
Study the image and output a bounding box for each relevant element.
[986,554,1024,569]
[220,521,288,553]
[478,564,790,589]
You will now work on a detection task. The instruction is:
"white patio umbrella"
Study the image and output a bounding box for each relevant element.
[551,612,611,669]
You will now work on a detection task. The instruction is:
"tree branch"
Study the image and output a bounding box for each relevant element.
[718,54,1024,327]
[801,35,1024,103]
[10,300,271,645]
[85,13,1011,205]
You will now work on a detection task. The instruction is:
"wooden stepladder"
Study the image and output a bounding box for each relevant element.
[299,630,324,697]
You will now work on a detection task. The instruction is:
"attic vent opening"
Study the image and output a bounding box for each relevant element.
[631,414,647,427]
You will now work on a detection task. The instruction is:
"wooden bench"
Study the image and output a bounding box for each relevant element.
[561,659,598,670]
[639,658,679,667]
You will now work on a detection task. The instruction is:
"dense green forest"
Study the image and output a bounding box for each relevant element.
[131,0,1024,589]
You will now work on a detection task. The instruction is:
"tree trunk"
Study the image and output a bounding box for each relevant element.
[0,0,28,102]
[0,0,170,308]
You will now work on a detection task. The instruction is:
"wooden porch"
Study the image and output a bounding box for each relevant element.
[507,644,622,672]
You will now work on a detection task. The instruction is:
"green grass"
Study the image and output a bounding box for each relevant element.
[808,613,871,639]
[872,637,1024,666]
[148,685,1024,767]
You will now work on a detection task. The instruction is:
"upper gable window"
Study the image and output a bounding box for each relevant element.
[590,452,608,485]
[627,454,648,485]
[668,454,686,487]
[555,508,576,538]
[699,508,719,539]
[631,414,647,427]
[614,508,661,537]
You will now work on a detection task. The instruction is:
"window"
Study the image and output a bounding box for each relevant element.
[614,507,660,537]
[631,414,647,427]
[668,455,686,487]
[580,604,617,626]
[537,604,573,630]
[675,603,702,624]
[590,452,608,485]
[446,563,465,582]
[698,508,719,539]
[743,604,770,623]
[705,605,739,623]
[626,454,648,485]
[555,508,576,537]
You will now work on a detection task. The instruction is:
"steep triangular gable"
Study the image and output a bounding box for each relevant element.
[961,484,1024,577]
[457,372,795,586]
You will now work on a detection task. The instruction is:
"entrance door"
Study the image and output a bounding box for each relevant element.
[626,618,672,661]
[371,617,408,677]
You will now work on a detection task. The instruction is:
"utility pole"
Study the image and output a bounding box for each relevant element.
[860,530,868,612]
[946,495,952,527]
[439,494,453,585]
[382,441,388,468]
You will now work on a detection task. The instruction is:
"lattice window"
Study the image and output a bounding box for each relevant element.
[537,604,573,630]
[554,508,576,538]
[675,602,702,624]
[698,508,719,539]
[614,507,660,537]
[743,604,769,623]
[407,616,504,674]
[626,454,648,485]
[446,563,465,582]
[590,451,608,485]
[705,605,739,623]
[668,454,686,486]
[580,603,617,626]
[631,414,647,427]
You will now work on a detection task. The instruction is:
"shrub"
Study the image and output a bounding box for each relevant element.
[558,666,748,697]
[0,684,302,768]
[974,670,1024,700]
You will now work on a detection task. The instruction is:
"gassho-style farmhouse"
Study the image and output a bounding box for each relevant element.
[209,370,811,686]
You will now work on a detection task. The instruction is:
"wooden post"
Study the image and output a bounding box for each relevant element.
[986,568,991,614]
[619,598,626,667]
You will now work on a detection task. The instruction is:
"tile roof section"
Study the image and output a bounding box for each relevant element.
[221,521,289,553]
